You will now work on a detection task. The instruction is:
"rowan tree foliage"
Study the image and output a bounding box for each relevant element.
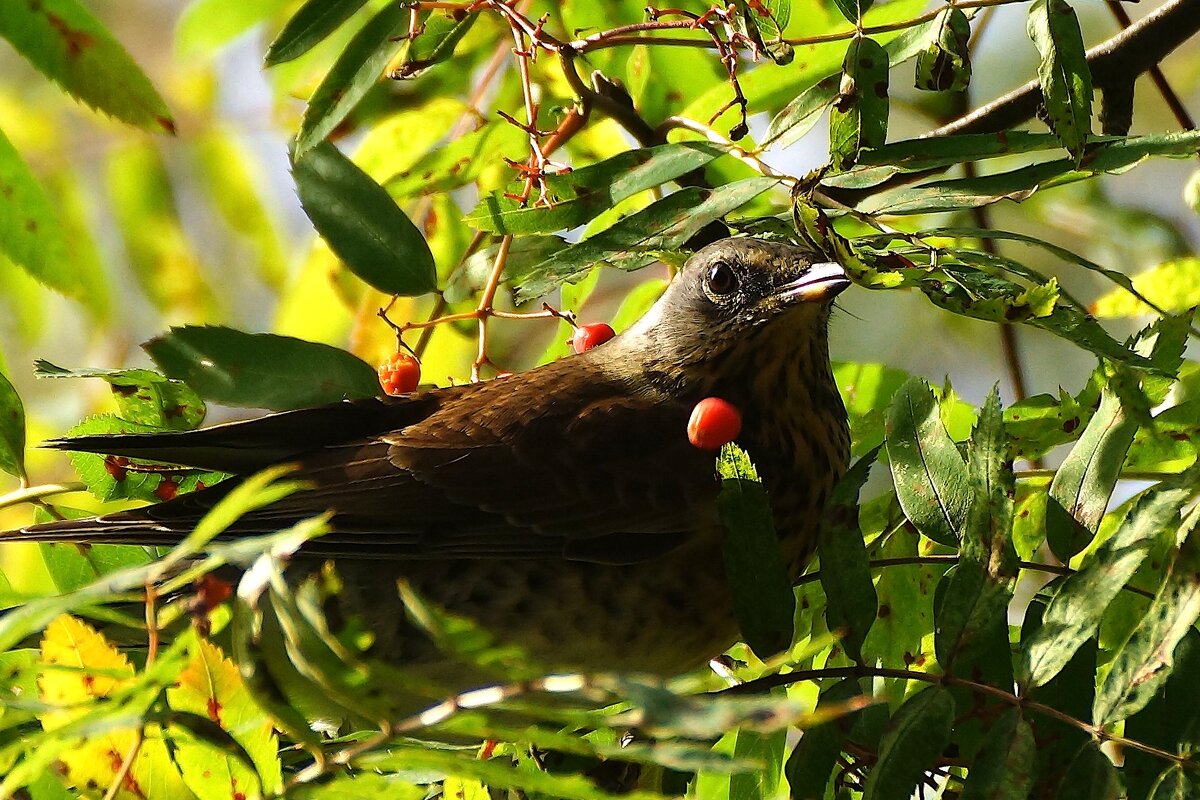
[0,0,1199,798]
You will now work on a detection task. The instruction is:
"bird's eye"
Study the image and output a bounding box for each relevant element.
[705,262,739,296]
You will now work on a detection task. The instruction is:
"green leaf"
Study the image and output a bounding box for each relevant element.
[384,120,527,198]
[1046,371,1140,562]
[833,361,911,457]
[695,725,787,800]
[960,708,1035,800]
[293,4,409,157]
[287,773,426,800]
[1124,632,1200,799]
[914,7,971,92]
[717,444,796,658]
[818,449,879,663]
[293,141,437,296]
[1093,508,1200,725]
[885,377,970,546]
[1055,742,1120,800]
[0,0,173,132]
[176,0,291,59]
[862,686,954,800]
[264,0,369,65]
[37,535,152,594]
[935,388,1016,671]
[466,142,727,235]
[34,360,207,431]
[831,0,875,24]
[829,36,889,170]
[387,9,479,80]
[144,325,380,410]
[1027,0,1093,162]
[762,75,840,150]
[1147,768,1198,800]
[1020,469,1200,689]
[784,678,864,798]
[513,177,778,301]
[0,369,25,479]
[0,128,75,303]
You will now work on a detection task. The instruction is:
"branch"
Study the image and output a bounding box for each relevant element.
[926,0,1200,138]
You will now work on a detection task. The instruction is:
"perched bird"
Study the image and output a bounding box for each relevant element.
[5,237,850,715]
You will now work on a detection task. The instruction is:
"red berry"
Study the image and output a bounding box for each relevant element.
[378,352,421,395]
[687,397,742,451]
[571,322,615,354]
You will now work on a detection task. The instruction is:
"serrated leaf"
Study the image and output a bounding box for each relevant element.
[36,360,206,431]
[145,325,380,410]
[293,141,436,296]
[885,377,970,546]
[818,449,879,663]
[0,369,25,479]
[167,633,281,797]
[265,0,368,65]
[0,0,173,132]
[466,142,726,235]
[1093,510,1200,725]
[935,388,1016,671]
[293,4,408,157]
[1020,469,1200,689]
[862,686,954,800]
[717,444,795,658]
[514,177,778,301]
[1028,0,1093,162]
[38,615,192,800]
[1046,372,1140,561]
[829,36,889,170]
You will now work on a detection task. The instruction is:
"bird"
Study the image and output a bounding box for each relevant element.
[4,237,851,720]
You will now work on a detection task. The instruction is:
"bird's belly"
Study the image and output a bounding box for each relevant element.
[327,536,739,681]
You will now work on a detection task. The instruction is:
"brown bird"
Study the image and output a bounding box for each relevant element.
[5,237,850,717]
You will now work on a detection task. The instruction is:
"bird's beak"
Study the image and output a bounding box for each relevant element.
[773,262,851,304]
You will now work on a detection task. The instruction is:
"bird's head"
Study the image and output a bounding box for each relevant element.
[611,238,850,395]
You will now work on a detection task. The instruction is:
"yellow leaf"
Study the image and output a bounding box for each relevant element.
[1091,258,1200,318]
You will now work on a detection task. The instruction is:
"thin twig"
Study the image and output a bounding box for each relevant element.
[0,482,86,512]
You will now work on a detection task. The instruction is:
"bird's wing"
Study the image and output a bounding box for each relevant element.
[15,364,723,564]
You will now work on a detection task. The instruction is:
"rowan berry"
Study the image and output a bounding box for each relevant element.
[378,352,421,395]
[571,322,615,354]
[687,397,742,450]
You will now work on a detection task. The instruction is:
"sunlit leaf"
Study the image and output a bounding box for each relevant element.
[1027,0,1093,162]
[177,0,291,59]
[829,36,889,170]
[265,0,369,65]
[0,128,73,303]
[0,368,25,479]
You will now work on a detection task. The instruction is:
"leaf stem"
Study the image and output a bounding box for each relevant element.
[0,482,86,512]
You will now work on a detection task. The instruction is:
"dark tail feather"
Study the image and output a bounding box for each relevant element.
[45,396,431,474]
[1,513,194,546]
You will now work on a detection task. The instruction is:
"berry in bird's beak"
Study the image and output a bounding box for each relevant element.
[773,262,850,304]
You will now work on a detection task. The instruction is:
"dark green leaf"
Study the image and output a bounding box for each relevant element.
[0,369,25,479]
[935,389,1016,671]
[513,178,778,301]
[293,141,437,296]
[466,142,726,234]
[960,708,1035,800]
[293,4,408,157]
[1125,633,1200,798]
[1093,508,1200,725]
[831,0,875,24]
[829,37,889,170]
[35,361,206,431]
[818,449,879,663]
[717,444,796,658]
[1046,371,1140,561]
[1147,767,1198,800]
[38,535,152,594]
[265,0,368,65]
[0,0,173,132]
[387,10,479,80]
[1020,468,1200,688]
[915,7,971,92]
[1028,0,1093,162]
[885,377,970,546]
[784,678,864,799]
[1055,743,1120,800]
[862,686,954,800]
[144,325,380,410]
